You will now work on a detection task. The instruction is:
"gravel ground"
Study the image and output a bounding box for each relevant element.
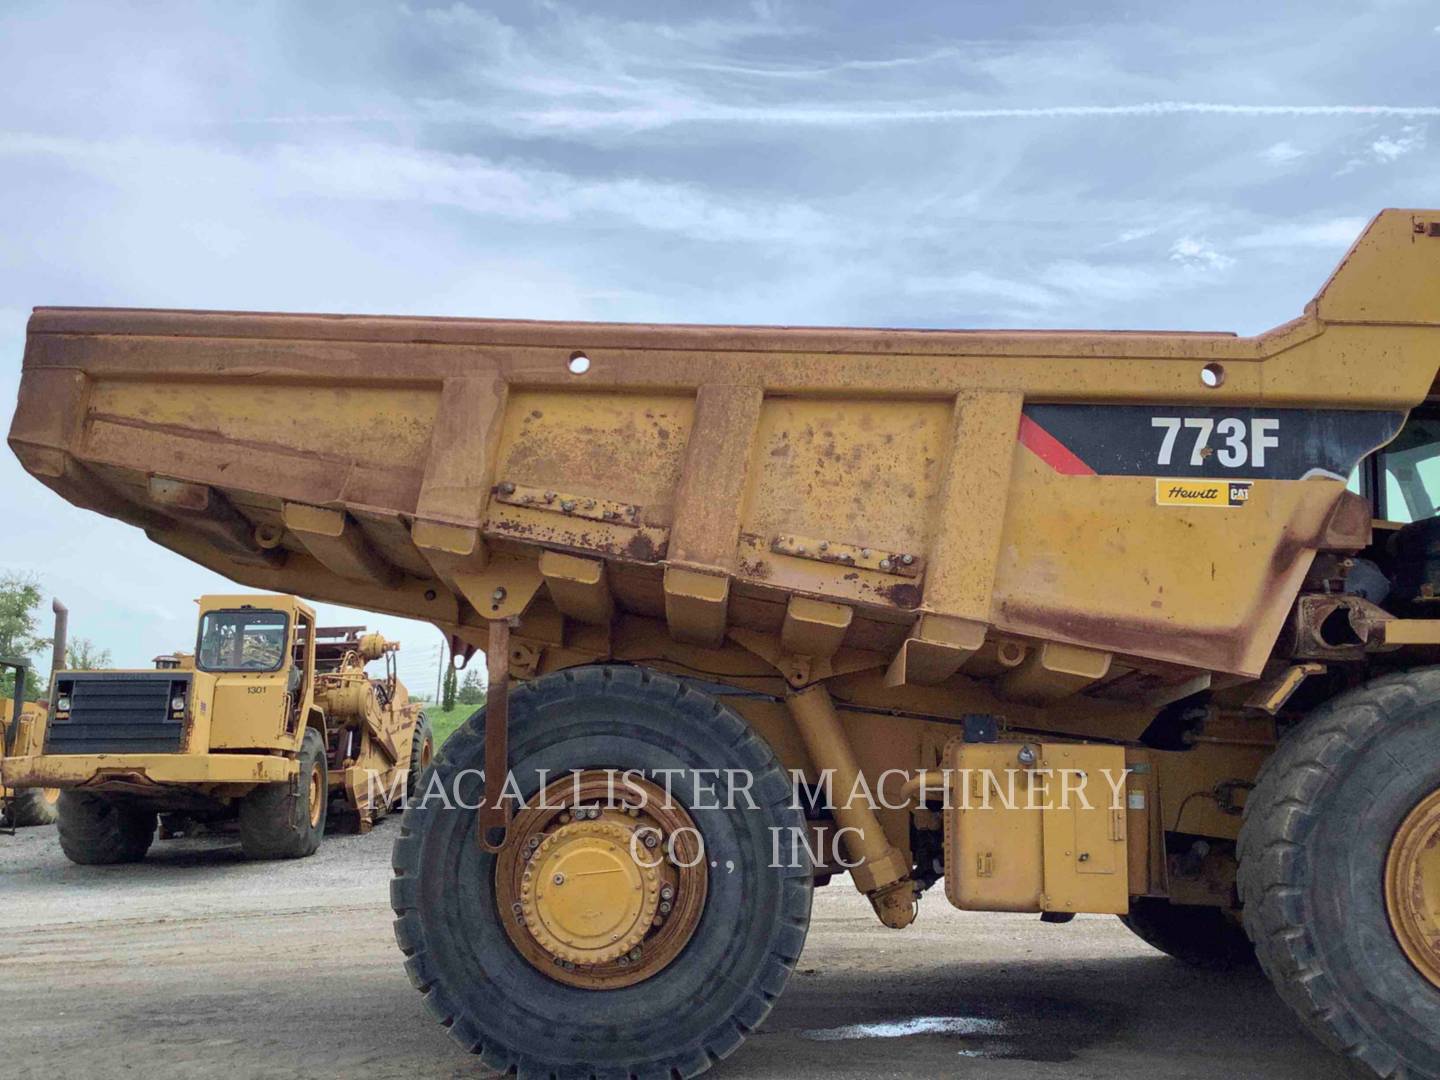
[0,821,1347,1080]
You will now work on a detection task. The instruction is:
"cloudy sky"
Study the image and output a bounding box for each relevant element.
[2,0,1438,685]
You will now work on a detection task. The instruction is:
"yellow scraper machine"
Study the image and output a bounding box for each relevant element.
[6,209,1440,1076]
[2,595,433,862]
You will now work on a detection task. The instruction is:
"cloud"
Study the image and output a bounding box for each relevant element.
[1038,260,1168,304]
[1262,140,1306,164]
[0,132,831,247]
[1113,226,1161,244]
[679,47,965,80]
[905,270,1059,310]
[1169,236,1235,270]
[1369,125,1425,162]
[1337,124,1427,172]
[247,100,1440,135]
[1234,217,1367,250]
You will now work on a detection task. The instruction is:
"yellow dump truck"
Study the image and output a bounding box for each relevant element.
[8,208,1440,1076]
[2,594,432,862]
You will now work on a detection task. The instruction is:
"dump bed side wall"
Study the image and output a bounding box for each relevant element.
[11,210,1440,691]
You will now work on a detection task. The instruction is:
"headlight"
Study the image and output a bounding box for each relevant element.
[170,693,187,711]
[55,694,71,712]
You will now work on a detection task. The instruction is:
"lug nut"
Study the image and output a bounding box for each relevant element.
[900,553,914,565]
[642,832,660,849]
[879,558,893,571]
[628,947,643,960]
[660,884,675,901]
[553,873,566,886]
[659,901,672,915]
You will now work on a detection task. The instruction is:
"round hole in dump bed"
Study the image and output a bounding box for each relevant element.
[568,352,591,375]
[1200,362,1225,388]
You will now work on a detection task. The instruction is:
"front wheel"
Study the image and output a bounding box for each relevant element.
[391,665,813,1078]
[56,791,155,864]
[1239,669,1440,1078]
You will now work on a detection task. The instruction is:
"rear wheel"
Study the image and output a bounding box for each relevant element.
[56,791,155,864]
[1119,898,1254,970]
[6,786,60,827]
[404,714,433,807]
[1238,669,1440,1078]
[239,727,327,859]
[391,664,813,1078]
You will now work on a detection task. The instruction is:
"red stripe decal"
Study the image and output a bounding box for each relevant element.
[1018,414,1096,476]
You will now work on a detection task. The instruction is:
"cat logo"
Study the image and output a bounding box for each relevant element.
[1156,479,1253,508]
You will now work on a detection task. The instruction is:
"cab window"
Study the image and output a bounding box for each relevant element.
[197,610,289,672]
[1379,413,1440,523]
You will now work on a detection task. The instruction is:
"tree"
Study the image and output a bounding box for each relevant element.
[457,665,487,707]
[442,661,458,711]
[66,637,112,671]
[0,573,50,700]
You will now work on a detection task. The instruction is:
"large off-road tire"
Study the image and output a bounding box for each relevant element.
[1238,669,1440,1078]
[6,786,60,827]
[404,714,433,807]
[1119,897,1254,970]
[239,727,327,860]
[56,791,156,864]
[391,665,813,1079]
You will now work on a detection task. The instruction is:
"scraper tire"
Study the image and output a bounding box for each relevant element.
[404,714,434,807]
[240,727,327,859]
[7,786,59,827]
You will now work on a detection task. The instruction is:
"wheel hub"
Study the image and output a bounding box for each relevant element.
[307,763,324,828]
[1385,787,1440,990]
[521,820,660,965]
[496,770,708,990]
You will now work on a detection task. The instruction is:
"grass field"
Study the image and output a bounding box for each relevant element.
[421,703,481,748]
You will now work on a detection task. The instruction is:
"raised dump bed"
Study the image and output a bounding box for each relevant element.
[9,209,1440,1078]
